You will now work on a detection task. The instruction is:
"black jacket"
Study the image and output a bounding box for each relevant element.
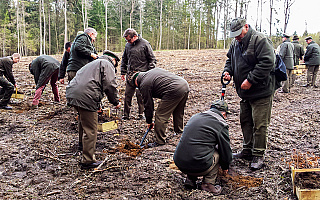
[67,33,97,72]
[58,51,70,79]
[121,36,156,75]
[304,41,320,66]
[174,108,232,173]
[292,41,304,66]
[0,57,15,85]
[66,56,119,112]
[224,27,276,100]
[136,68,189,124]
[29,55,59,89]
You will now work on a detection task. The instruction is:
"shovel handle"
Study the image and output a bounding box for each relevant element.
[139,127,151,147]
[221,74,231,86]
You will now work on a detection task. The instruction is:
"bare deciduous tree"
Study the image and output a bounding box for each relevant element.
[283,0,295,33]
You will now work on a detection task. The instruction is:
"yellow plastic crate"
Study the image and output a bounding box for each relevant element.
[97,120,118,132]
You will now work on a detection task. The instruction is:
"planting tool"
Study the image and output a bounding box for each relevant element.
[221,74,231,100]
[138,124,153,148]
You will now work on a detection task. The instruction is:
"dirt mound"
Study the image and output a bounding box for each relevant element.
[113,140,144,157]
[220,169,263,189]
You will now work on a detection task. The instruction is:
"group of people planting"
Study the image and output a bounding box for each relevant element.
[1,17,319,195]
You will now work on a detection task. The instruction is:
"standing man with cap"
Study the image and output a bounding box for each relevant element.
[121,28,157,120]
[303,36,320,88]
[67,27,98,82]
[0,53,20,110]
[278,33,294,93]
[291,35,305,86]
[130,68,189,147]
[66,53,121,169]
[223,18,276,170]
[173,100,232,195]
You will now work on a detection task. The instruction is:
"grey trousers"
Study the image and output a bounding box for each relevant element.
[306,65,319,86]
[185,151,220,185]
[67,71,77,82]
[123,80,144,118]
[74,106,98,164]
[282,69,293,92]
[0,76,14,106]
[240,94,273,157]
[154,92,188,144]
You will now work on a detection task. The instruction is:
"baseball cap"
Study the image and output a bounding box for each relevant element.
[210,100,228,113]
[229,18,246,38]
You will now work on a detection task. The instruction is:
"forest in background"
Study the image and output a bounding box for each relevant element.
[0,0,319,57]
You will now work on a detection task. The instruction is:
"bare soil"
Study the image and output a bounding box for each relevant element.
[294,172,320,189]
[1,49,319,199]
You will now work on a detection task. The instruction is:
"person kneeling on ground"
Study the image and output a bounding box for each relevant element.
[173,100,232,195]
[0,53,20,110]
[29,55,60,109]
[66,53,121,169]
[130,68,189,148]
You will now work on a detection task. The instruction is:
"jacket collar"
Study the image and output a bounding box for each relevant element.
[132,35,141,46]
[238,26,254,50]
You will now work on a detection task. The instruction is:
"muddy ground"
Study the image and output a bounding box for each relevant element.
[0,49,319,199]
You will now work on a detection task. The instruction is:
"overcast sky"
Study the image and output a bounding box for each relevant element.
[246,0,319,36]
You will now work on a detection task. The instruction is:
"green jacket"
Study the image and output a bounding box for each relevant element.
[279,39,294,70]
[0,57,15,85]
[67,33,97,72]
[121,36,156,75]
[292,40,305,66]
[304,41,320,66]
[136,68,189,124]
[224,26,276,100]
[174,108,232,173]
[66,56,119,112]
[29,55,59,89]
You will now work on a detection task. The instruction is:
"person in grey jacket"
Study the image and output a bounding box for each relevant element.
[223,18,276,170]
[0,53,20,110]
[66,27,98,82]
[131,68,189,147]
[291,35,305,86]
[120,28,157,120]
[174,100,232,195]
[303,36,320,88]
[29,55,60,109]
[66,54,121,169]
[279,33,294,93]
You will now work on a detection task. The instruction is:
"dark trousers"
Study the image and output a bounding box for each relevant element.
[74,106,98,164]
[123,80,144,118]
[0,76,14,106]
[240,94,273,157]
[154,92,188,144]
[67,71,77,82]
[306,65,319,86]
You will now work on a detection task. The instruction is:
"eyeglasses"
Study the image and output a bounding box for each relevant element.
[126,37,133,43]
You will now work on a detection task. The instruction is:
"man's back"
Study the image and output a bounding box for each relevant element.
[174,108,232,173]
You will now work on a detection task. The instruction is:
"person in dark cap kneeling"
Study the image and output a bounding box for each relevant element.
[173,100,232,195]
[66,52,121,169]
